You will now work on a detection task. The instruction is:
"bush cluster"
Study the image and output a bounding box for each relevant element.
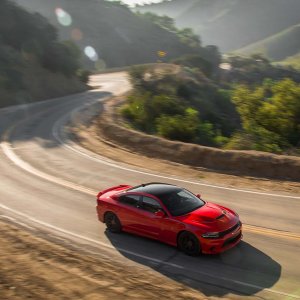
[122,60,300,155]
[122,65,238,146]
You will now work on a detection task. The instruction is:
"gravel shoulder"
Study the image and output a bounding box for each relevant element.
[0,219,206,300]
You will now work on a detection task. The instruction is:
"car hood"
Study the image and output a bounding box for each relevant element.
[175,202,238,231]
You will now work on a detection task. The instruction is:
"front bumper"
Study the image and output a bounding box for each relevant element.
[200,224,243,254]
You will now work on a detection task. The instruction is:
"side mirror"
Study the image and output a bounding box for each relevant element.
[196,194,201,199]
[155,210,166,218]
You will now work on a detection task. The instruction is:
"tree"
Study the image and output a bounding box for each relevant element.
[231,79,300,152]
[137,12,177,32]
[257,79,300,145]
[172,54,213,77]
[232,84,264,130]
[178,28,201,49]
[124,64,237,147]
[223,54,300,85]
[137,11,201,50]
[156,108,200,142]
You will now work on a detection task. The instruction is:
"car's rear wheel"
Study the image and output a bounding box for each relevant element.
[178,231,201,256]
[104,212,122,233]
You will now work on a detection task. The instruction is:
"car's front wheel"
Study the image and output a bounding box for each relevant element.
[104,212,122,233]
[178,231,201,256]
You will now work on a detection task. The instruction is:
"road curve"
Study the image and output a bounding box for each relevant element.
[0,72,300,300]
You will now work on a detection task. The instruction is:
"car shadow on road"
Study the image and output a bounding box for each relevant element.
[105,230,281,298]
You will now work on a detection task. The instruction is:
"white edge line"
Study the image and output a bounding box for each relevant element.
[53,109,300,200]
[1,140,96,196]
[0,203,299,299]
[2,133,300,239]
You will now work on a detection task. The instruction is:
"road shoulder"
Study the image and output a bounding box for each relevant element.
[0,218,204,300]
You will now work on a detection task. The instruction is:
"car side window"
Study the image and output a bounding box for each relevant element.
[119,194,140,207]
[141,196,162,213]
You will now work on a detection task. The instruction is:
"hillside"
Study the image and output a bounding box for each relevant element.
[237,24,300,61]
[0,0,86,108]
[136,0,300,53]
[280,52,300,70]
[13,0,198,70]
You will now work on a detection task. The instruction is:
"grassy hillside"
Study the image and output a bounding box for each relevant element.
[0,0,86,108]
[237,24,300,61]
[137,0,300,53]
[13,0,198,70]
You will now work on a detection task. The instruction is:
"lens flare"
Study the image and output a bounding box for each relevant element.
[55,8,72,27]
[84,46,98,62]
[71,28,83,41]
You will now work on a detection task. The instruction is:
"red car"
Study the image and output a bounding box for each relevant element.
[96,183,242,255]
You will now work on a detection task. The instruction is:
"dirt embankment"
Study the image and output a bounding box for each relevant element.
[95,97,300,182]
[0,219,205,300]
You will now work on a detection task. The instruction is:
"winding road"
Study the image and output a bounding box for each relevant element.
[1,72,300,299]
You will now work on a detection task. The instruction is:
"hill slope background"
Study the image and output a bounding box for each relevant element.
[13,0,198,70]
[281,53,300,70]
[0,0,86,108]
[237,24,300,62]
[136,0,300,57]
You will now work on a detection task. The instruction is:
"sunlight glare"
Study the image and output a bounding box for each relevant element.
[55,8,72,27]
[84,46,99,62]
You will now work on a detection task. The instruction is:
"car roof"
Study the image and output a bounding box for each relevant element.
[128,183,181,198]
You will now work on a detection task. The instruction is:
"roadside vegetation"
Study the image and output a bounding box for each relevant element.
[122,64,238,147]
[121,55,300,155]
[136,12,201,50]
[0,0,88,108]
[230,79,300,153]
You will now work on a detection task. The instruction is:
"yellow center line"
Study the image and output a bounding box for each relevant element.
[243,224,300,240]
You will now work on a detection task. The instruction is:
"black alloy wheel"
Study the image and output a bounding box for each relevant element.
[104,212,122,233]
[178,232,201,256]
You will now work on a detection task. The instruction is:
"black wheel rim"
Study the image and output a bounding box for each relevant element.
[106,215,118,230]
[181,235,196,253]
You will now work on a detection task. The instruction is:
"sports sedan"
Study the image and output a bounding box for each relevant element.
[96,183,242,255]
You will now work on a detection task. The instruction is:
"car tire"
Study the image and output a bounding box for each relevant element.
[178,231,201,256]
[104,212,122,233]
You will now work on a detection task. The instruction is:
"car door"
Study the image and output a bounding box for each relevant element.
[135,196,164,239]
[117,194,142,233]
[139,196,185,246]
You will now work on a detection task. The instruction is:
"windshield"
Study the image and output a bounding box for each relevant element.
[159,189,205,216]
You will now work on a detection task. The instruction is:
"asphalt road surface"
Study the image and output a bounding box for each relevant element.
[0,72,300,300]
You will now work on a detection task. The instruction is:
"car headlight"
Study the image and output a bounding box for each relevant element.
[202,232,220,238]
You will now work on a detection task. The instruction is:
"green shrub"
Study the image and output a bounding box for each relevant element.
[77,69,91,84]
